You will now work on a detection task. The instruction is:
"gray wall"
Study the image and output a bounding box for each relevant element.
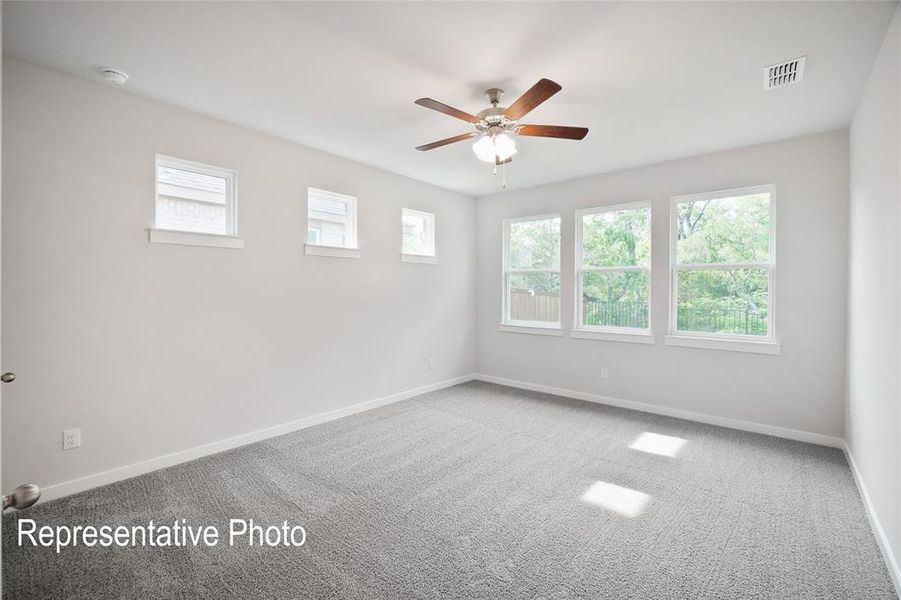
[477,130,849,438]
[1,59,476,491]
[848,4,901,583]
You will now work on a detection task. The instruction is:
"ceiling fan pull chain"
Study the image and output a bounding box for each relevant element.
[502,160,507,189]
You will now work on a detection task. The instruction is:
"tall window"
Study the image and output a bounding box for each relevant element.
[576,203,651,332]
[307,187,357,249]
[402,208,436,260]
[155,155,237,236]
[671,185,775,339]
[503,215,561,327]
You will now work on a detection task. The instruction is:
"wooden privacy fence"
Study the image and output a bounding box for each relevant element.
[510,290,560,322]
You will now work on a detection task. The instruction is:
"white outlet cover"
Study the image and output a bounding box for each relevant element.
[428,358,437,369]
[63,428,81,450]
[600,369,609,380]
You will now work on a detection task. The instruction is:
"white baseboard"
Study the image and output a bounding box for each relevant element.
[474,373,844,448]
[844,443,901,596]
[38,373,477,503]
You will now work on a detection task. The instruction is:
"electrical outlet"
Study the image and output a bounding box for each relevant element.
[600,368,609,380]
[63,428,81,450]
[428,357,437,370]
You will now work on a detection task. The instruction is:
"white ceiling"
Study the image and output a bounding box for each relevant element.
[4,1,895,196]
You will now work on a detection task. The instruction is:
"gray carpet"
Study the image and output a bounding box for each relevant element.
[2,381,897,599]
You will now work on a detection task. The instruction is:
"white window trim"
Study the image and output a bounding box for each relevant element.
[402,254,438,264]
[664,334,780,355]
[401,208,436,259]
[668,184,778,352]
[304,244,361,259]
[574,201,653,340]
[571,329,655,344]
[154,154,238,237]
[148,229,244,249]
[499,323,563,336]
[306,186,358,252]
[501,213,562,331]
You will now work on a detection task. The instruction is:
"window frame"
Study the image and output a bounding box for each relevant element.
[305,187,360,258]
[573,201,653,341]
[401,208,437,263]
[667,184,778,352]
[501,213,562,333]
[151,154,241,248]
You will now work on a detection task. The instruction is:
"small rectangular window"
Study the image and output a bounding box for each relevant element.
[576,203,652,332]
[307,187,357,250]
[503,214,561,327]
[155,155,237,236]
[402,208,435,258]
[671,185,775,339]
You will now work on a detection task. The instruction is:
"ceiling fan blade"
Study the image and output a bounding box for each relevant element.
[517,125,589,140]
[504,79,562,121]
[415,98,480,124]
[415,132,478,151]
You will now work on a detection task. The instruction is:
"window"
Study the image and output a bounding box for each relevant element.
[502,214,561,332]
[305,187,359,258]
[152,155,241,248]
[668,185,777,352]
[575,203,652,340]
[402,208,436,263]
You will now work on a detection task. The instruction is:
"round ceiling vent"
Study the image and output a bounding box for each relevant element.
[99,67,129,85]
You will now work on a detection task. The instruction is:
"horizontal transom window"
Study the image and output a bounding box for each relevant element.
[155,155,237,236]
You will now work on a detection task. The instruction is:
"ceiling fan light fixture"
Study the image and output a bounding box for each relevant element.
[472,134,496,162]
[494,132,517,161]
[472,130,517,163]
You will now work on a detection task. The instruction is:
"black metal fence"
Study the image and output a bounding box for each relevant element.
[582,300,766,335]
[582,300,649,329]
[676,307,767,336]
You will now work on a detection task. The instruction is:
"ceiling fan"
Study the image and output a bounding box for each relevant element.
[414,78,588,181]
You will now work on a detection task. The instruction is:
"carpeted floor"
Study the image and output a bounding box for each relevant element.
[2,381,897,599]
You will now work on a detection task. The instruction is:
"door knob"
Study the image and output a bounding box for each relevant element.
[1,372,14,384]
[3,483,40,511]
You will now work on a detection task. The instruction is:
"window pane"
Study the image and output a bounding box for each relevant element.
[676,192,770,264]
[581,207,650,268]
[508,272,560,323]
[581,271,649,329]
[156,164,229,235]
[677,268,769,336]
[509,217,560,270]
[308,189,355,248]
[402,210,434,256]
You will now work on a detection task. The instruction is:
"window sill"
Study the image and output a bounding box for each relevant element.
[499,324,563,337]
[571,329,655,344]
[401,254,437,264]
[305,244,361,259]
[149,229,244,249]
[664,334,781,355]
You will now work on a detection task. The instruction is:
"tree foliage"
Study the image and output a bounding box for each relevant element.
[509,218,560,294]
[675,194,770,335]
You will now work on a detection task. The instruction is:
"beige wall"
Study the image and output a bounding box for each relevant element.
[1,59,477,492]
[848,4,901,587]
[477,130,849,439]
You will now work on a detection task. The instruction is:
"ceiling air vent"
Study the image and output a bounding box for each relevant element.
[763,56,806,90]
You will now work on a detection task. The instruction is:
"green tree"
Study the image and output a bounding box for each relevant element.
[676,194,770,335]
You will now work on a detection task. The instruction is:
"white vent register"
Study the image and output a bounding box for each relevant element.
[764,56,806,90]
